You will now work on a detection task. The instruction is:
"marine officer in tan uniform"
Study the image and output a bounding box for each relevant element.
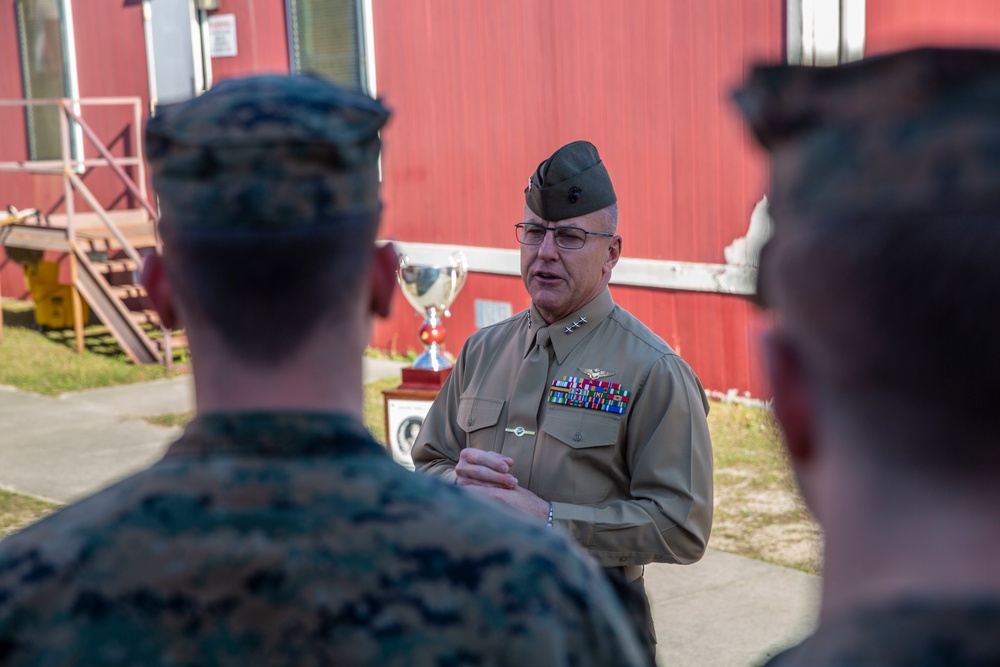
[413,140,714,651]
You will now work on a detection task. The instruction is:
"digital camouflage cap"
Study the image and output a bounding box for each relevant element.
[146,74,390,231]
[525,141,617,221]
[733,46,1000,307]
[734,47,1000,224]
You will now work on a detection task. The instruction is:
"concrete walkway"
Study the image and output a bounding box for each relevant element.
[0,360,819,666]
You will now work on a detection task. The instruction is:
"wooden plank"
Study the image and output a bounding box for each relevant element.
[128,309,161,326]
[109,284,147,299]
[69,254,85,354]
[0,225,71,252]
[93,258,140,275]
[72,246,160,365]
[44,209,149,230]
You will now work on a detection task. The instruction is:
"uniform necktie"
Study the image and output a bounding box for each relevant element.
[502,326,551,487]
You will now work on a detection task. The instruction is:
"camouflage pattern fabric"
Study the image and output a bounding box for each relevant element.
[734,47,1000,225]
[759,599,1000,667]
[0,412,649,666]
[146,75,389,230]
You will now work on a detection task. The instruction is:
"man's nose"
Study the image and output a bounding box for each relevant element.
[537,230,561,259]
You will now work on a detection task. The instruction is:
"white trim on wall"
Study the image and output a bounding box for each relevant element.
[361,0,377,97]
[388,241,756,295]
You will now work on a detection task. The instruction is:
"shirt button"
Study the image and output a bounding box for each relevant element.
[573,433,582,442]
[619,556,628,563]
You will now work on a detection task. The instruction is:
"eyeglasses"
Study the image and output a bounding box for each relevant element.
[514,222,616,250]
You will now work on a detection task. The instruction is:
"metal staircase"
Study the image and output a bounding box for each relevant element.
[0,96,185,366]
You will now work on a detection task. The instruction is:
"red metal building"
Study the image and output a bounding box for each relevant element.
[3,0,999,396]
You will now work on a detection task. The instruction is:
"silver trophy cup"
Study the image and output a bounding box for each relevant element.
[397,251,468,371]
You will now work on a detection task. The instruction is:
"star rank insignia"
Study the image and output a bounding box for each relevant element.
[564,316,587,334]
[579,368,615,380]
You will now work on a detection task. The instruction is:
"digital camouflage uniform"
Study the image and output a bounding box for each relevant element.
[760,600,1000,667]
[0,76,649,667]
[0,413,647,666]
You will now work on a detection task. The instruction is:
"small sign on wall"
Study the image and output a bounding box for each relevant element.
[208,14,238,58]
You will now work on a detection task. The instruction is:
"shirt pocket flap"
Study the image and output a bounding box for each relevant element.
[457,396,504,434]
[543,408,621,448]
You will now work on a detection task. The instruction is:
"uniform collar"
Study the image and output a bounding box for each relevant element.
[526,288,615,364]
[165,411,384,459]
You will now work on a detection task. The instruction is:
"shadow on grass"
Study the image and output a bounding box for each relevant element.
[2,302,36,328]
[4,300,187,364]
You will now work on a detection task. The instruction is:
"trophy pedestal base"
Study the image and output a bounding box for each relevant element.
[382,367,452,470]
[401,367,452,391]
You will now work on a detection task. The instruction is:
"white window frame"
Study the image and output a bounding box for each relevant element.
[16,0,83,163]
[285,0,376,97]
[787,0,865,66]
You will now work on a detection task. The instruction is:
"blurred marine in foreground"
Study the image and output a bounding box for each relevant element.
[736,47,1000,666]
[0,75,648,667]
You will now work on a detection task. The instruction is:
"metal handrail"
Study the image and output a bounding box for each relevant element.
[0,96,155,264]
[61,99,159,226]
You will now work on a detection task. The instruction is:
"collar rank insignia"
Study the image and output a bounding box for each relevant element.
[579,368,614,380]
[564,316,587,334]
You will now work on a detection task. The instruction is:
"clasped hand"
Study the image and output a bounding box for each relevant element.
[455,449,549,520]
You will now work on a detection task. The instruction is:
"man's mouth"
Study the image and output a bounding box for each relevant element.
[535,270,561,281]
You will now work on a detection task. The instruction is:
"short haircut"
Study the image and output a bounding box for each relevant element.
[763,209,1000,473]
[161,211,380,366]
[595,203,619,233]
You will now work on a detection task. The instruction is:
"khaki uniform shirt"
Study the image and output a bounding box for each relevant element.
[413,289,713,568]
[0,412,649,667]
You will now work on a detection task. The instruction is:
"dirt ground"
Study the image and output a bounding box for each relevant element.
[708,402,824,575]
[712,478,823,574]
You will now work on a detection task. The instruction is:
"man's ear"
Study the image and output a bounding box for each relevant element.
[369,242,397,319]
[141,254,179,330]
[763,328,815,466]
[607,235,622,267]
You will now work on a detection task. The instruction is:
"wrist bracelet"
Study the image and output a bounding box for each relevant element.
[546,503,554,529]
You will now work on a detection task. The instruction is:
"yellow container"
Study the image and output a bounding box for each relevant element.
[23,260,89,330]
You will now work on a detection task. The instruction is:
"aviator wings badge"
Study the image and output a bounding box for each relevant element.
[579,367,615,380]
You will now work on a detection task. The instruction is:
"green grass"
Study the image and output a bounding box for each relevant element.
[364,346,418,364]
[1,299,179,395]
[0,488,61,538]
[363,377,400,444]
[145,412,194,429]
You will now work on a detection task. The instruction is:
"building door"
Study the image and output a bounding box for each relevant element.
[143,0,206,109]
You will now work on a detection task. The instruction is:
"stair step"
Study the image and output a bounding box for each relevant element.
[129,309,161,325]
[110,284,148,299]
[94,258,139,275]
[157,333,189,351]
